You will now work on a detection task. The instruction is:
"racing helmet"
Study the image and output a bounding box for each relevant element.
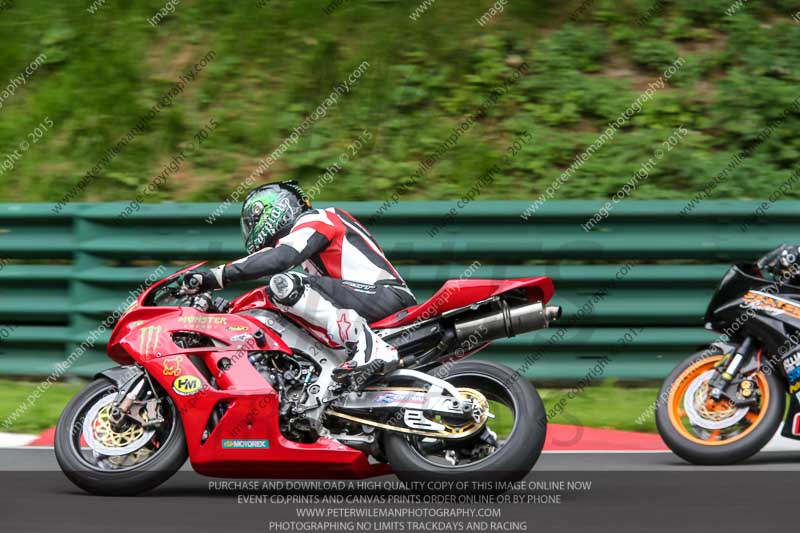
[240,181,311,254]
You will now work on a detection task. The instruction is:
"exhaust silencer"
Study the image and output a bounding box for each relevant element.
[454,301,562,345]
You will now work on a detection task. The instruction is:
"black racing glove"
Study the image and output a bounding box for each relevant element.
[778,245,800,270]
[180,270,222,294]
[757,244,800,281]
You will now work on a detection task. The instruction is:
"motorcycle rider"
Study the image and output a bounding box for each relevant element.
[181,180,416,385]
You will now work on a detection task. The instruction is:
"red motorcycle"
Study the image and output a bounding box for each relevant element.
[55,263,561,495]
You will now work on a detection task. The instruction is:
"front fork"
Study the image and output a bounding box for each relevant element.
[100,365,164,430]
[708,337,758,404]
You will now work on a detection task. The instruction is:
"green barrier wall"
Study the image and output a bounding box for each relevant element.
[0,200,791,380]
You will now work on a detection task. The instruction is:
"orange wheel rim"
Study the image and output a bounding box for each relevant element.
[667,355,769,446]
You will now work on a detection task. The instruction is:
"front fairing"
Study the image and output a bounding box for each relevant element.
[705,264,800,354]
[107,262,291,364]
[704,264,766,326]
[109,307,290,364]
[107,262,206,362]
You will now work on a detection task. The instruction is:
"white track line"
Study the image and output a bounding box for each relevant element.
[542,450,670,454]
[0,433,37,447]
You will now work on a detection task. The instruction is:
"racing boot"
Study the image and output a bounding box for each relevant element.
[329,310,399,390]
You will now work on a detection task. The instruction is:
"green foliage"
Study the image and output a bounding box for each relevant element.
[0,0,798,203]
[631,39,680,72]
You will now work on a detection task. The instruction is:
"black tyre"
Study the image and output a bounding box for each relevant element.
[655,348,785,465]
[55,378,188,496]
[384,361,546,487]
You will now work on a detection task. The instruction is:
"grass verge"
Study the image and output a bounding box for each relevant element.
[0,378,659,436]
[538,384,659,434]
[0,379,83,434]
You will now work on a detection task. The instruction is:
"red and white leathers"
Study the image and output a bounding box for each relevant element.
[207,208,416,367]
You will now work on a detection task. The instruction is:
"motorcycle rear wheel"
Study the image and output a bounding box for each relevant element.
[55,377,188,495]
[384,361,546,488]
[656,348,784,465]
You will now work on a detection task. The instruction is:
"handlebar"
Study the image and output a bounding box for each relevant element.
[155,279,229,312]
[757,244,800,281]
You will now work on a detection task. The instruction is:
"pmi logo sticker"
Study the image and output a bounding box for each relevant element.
[222,439,270,449]
[172,375,203,396]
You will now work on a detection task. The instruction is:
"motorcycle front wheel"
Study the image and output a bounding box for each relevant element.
[655,348,785,465]
[55,377,188,496]
[384,360,546,487]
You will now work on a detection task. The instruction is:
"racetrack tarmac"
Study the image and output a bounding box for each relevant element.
[1,448,798,532]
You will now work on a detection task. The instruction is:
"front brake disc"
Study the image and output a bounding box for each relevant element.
[82,394,156,456]
[683,370,749,430]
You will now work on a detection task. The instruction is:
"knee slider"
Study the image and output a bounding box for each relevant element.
[268,273,305,306]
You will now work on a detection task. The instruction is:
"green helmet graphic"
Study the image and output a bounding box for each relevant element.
[240,181,310,254]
